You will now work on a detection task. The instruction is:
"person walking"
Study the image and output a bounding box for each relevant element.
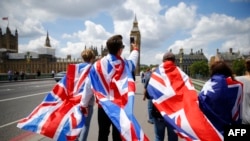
[147,51,224,140]
[8,69,13,81]
[143,67,156,124]
[236,57,250,125]
[17,49,96,141]
[198,60,243,135]
[80,34,140,141]
[146,52,178,141]
[20,70,25,80]
[51,70,55,78]
[77,49,96,141]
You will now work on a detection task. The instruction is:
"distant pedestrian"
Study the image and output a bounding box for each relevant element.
[144,68,151,83]
[37,70,41,77]
[51,70,55,78]
[14,71,19,81]
[140,71,145,83]
[20,71,25,80]
[143,67,156,125]
[8,69,13,81]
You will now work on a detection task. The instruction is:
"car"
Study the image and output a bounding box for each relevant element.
[54,71,66,82]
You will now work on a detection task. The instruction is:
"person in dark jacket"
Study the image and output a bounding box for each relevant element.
[143,67,156,124]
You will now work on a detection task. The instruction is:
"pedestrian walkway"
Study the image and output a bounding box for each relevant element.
[16,76,181,141]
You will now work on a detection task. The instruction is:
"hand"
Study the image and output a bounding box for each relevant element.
[80,106,88,117]
[131,43,139,51]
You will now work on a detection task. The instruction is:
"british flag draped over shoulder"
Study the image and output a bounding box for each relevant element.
[198,74,243,135]
[17,63,92,141]
[147,61,223,141]
[89,51,149,141]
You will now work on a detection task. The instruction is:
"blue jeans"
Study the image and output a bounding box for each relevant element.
[154,118,178,141]
[78,105,94,141]
[148,99,154,123]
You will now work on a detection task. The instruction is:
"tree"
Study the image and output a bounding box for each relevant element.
[232,59,245,76]
[189,61,209,79]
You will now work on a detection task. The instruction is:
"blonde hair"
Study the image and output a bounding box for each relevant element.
[81,49,95,62]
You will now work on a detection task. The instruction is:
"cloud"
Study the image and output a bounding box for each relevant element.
[19,36,59,54]
[168,14,250,60]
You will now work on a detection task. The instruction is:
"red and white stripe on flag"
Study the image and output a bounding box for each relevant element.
[2,17,8,20]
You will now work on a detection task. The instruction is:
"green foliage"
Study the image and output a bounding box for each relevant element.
[189,60,209,78]
[140,64,158,72]
[232,59,245,76]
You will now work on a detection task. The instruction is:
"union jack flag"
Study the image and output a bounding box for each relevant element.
[90,53,149,141]
[17,63,92,141]
[198,75,243,135]
[147,61,223,141]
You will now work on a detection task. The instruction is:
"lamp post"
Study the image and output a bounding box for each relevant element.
[179,56,183,70]
[25,52,32,73]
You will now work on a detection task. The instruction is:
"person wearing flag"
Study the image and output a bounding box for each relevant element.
[17,49,96,141]
[199,60,243,135]
[147,54,178,141]
[77,49,97,141]
[147,51,224,141]
[80,34,149,141]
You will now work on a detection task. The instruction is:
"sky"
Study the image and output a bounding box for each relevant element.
[0,0,250,65]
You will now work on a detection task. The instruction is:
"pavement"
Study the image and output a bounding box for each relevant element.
[10,76,184,141]
[9,76,158,141]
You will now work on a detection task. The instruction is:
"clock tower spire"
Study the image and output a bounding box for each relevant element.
[130,14,141,75]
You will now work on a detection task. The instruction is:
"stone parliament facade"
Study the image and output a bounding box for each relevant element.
[1,18,249,75]
[0,27,103,74]
[0,18,141,74]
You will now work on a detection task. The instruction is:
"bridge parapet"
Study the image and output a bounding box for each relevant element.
[191,79,206,92]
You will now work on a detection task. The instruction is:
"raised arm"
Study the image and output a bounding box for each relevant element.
[126,43,139,71]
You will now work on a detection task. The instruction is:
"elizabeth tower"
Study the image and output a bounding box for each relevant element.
[130,15,141,75]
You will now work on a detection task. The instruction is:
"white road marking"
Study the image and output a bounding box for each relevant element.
[0,120,19,128]
[0,91,49,129]
[0,92,49,102]
[0,89,12,92]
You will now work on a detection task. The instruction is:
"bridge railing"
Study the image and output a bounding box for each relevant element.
[0,73,53,81]
[191,79,206,92]
[0,73,207,92]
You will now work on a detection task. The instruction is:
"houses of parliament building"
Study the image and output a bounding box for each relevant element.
[0,27,103,74]
[1,16,246,76]
[0,17,142,75]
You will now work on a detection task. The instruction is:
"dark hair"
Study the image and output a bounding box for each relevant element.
[106,34,124,55]
[210,61,235,80]
[162,52,175,62]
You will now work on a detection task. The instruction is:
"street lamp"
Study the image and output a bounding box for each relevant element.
[179,56,183,71]
[179,48,184,70]
[25,52,32,73]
